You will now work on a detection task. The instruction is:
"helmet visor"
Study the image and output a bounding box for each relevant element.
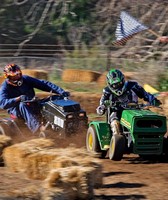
[110,81,124,90]
[8,73,22,81]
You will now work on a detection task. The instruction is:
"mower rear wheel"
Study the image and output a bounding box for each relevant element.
[109,134,125,161]
[86,125,107,158]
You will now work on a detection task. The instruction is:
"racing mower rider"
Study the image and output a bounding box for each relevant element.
[0,63,70,133]
[96,69,162,135]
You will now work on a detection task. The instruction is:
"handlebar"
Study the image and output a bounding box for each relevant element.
[104,101,162,111]
[22,94,69,104]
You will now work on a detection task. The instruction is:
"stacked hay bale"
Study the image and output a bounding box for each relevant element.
[3,138,103,200]
[3,138,54,172]
[62,69,101,82]
[42,166,95,200]
[22,69,48,80]
[0,75,5,84]
[0,135,12,163]
[97,71,137,86]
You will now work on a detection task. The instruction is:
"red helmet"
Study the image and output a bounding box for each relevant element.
[4,64,23,86]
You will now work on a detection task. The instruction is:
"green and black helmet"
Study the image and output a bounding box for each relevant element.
[106,69,126,96]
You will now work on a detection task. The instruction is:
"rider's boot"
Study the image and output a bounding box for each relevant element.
[110,120,122,135]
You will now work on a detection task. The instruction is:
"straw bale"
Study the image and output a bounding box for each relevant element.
[24,146,102,183]
[50,155,79,169]
[9,186,40,200]
[0,135,12,163]
[41,188,67,200]
[43,169,77,200]
[97,71,107,86]
[24,147,89,180]
[55,147,103,187]
[0,76,5,84]
[97,71,137,86]
[43,166,94,200]
[62,69,101,82]
[22,69,48,80]
[3,138,54,172]
[0,135,12,150]
[25,149,60,180]
[75,156,103,188]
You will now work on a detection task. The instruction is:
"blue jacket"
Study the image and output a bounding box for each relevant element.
[0,75,65,112]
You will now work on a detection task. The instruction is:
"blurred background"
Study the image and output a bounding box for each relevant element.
[0,0,167,91]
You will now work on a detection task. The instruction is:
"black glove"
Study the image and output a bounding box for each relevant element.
[20,95,27,102]
[151,98,162,106]
[62,91,70,97]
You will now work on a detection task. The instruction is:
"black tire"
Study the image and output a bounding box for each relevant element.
[109,134,125,161]
[86,125,107,158]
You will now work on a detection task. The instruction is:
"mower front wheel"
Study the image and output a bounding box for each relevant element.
[109,134,125,161]
[86,125,107,158]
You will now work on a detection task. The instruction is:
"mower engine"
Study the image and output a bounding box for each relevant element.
[41,95,88,136]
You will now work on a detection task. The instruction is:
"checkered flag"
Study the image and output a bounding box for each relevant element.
[115,11,148,45]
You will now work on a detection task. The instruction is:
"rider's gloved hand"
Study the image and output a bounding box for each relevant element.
[62,91,70,97]
[20,95,27,102]
[150,98,162,106]
[96,105,106,115]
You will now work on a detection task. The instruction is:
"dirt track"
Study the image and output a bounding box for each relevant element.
[95,155,168,200]
[0,93,168,200]
[1,151,168,200]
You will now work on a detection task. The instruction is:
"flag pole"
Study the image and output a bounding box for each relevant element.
[148,29,161,38]
[148,29,168,43]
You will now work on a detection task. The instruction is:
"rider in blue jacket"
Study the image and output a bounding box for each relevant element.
[0,63,70,133]
[96,69,162,135]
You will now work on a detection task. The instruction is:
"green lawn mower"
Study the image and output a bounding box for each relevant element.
[86,102,167,161]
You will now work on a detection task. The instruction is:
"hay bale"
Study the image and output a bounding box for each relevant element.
[24,149,60,180]
[97,71,137,86]
[50,155,79,169]
[43,166,95,200]
[0,76,5,84]
[62,69,101,82]
[9,186,40,200]
[24,146,103,185]
[0,135,12,163]
[97,71,107,86]
[74,156,103,188]
[0,135,12,152]
[24,147,89,180]
[41,188,66,200]
[50,149,103,188]
[3,138,54,172]
[22,69,48,80]
[3,138,103,198]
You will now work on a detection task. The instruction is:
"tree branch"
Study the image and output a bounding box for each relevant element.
[14,0,54,56]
